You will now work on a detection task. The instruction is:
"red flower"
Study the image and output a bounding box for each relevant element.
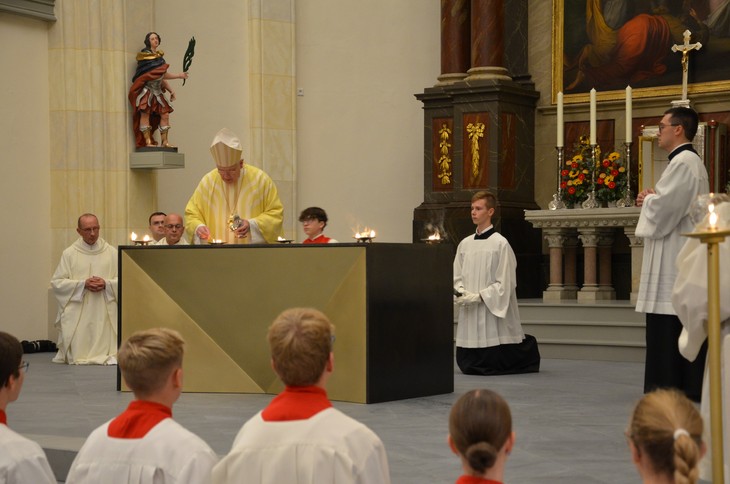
[560,181,567,189]
[561,169,569,176]
[602,159,610,167]
[571,162,578,169]
[568,186,576,194]
[608,182,616,189]
[611,170,619,177]
[597,178,604,185]
[578,173,585,180]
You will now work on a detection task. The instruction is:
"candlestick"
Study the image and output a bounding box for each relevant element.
[616,142,635,208]
[590,88,597,145]
[625,86,632,143]
[548,146,566,210]
[557,91,564,148]
[582,144,599,208]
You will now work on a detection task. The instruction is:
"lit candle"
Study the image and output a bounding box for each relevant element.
[590,88,597,145]
[557,91,564,148]
[131,232,137,241]
[625,86,632,143]
[710,211,718,229]
[143,235,150,242]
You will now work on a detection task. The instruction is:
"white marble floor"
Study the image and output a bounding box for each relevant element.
[9,353,688,483]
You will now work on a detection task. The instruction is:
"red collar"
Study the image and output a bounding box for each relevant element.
[455,476,502,484]
[262,385,332,421]
[107,400,172,438]
[0,409,6,425]
[303,234,331,244]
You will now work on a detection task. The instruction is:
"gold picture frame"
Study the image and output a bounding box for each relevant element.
[552,0,730,104]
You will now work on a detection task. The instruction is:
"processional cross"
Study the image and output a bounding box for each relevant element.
[671,30,702,106]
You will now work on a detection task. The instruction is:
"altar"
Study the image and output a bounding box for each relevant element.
[117,243,454,403]
[524,207,642,303]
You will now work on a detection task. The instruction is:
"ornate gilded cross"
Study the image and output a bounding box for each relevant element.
[671,30,702,102]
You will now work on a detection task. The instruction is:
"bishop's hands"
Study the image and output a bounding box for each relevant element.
[454,289,482,306]
[196,225,210,240]
[233,219,250,239]
[84,276,106,292]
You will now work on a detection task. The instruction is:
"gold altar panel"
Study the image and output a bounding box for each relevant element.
[120,246,367,402]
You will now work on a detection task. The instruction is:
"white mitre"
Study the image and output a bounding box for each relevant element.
[210,128,243,167]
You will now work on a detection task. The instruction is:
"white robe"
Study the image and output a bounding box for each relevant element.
[212,408,391,484]
[672,202,730,484]
[636,145,709,314]
[453,232,524,348]
[51,238,118,365]
[66,418,218,484]
[0,423,56,484]
[155,237,189,245]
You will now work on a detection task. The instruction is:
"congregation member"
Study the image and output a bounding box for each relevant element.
[66,328,218,483]
[448,389,515,484]
[149,211,167,242]
[453,191,540,375]
[672,199,730,483]
[299,206,338,243]
[0,332,56,483]
[635,106,709,401]
[51,213,118,365]
[156,213,188,245]
[212,307,391,484]
[627,389,705,484]
[185,128,283,244]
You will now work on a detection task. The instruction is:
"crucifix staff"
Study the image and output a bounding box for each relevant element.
[671,30,702,103]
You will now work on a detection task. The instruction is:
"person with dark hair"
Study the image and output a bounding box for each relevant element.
[636,106,709,402]
[453,191,540,375]
[212,308,390,484]
[448,389,515,484]
[148,211,167,242]
[299,207,338,244]
[627,388,705,484]
[128,32,188,148]
[0,332,56,483]
[51,213,118,365]
[66,328,218,483]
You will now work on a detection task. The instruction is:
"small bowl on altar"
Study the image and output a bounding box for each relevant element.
[277,237,293,244]
[208,239,226,245]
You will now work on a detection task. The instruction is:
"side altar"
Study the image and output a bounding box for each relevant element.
[524,207,642,303]
[117,243,454,403]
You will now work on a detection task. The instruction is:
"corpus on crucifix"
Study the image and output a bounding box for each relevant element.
[671,30,702,107]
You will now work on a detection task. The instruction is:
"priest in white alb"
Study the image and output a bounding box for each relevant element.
[453,191,540,375]
[51,213,118,365]
[672,200,730,484]
[185,128,283,244]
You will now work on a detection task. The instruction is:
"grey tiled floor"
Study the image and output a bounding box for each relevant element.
[12,353,650,483]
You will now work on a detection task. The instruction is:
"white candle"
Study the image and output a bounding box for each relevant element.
[589,88,597,145]
[625,86,632,143]
[557,91,564,148]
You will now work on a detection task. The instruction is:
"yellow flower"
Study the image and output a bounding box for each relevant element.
[573,154,583,162]
[618,167,626,172]
[599,173,606,178]
[582,169,589,174]
[609,152,620,161]
[567,180,574,186]
[569,170,579,177]
[605,175,614,182]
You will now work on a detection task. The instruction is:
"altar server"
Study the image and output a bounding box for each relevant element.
[453,191,540,375]
[636,106,709,401]
[212,307,391,484]
[299,206,338,243]
[185,128,283,244]
[66,328,218,484]
[51,213,118,365]
[672,201,730,483]
[0,332,56,483]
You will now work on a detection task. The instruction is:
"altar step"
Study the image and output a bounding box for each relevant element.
[517,299,645,363]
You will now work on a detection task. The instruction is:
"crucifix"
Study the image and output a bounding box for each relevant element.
[671,29,702,107]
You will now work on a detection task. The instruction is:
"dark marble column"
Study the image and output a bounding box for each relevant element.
[438,0,470,85]
[467,0,510,80]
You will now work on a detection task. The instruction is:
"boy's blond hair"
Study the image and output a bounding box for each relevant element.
[268,308,334,386]
[118,328,184,396]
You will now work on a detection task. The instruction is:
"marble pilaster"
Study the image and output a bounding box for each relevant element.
[467,0,510,81]
[438,0,470,85]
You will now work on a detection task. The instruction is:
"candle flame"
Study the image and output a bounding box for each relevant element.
[277,236,286,241]
[353,228,376,239]
[427,232,441,241]
[143,235,150,242]
[131,232,137,241]
[710,211,718,229]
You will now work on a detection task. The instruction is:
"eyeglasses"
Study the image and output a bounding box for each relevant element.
[658,123,680,132]
[152,221,165,225]
[165,224,183,230]
[19,361,29,373]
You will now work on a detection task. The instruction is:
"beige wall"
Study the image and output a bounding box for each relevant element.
[0,13,52,339]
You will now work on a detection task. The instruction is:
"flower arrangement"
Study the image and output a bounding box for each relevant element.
[560,136,593,206]
[560,135,627,206]
[595,150,627,202]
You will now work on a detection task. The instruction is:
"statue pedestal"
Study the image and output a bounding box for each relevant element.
[129,150,185,169]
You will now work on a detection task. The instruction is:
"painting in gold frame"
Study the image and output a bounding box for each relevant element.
[552,0,730,104]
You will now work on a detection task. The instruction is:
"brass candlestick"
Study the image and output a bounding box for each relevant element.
[549,146,566,210]
[582,144,599,209]
[616,141,635,208]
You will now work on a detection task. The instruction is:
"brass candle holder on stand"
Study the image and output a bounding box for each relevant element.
[548,146,566,210]
[616,141,635,208]
[582,144,600,209]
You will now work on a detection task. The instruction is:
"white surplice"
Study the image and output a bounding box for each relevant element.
[155,237,189,245]
[453,232,524,348]
[212,408,391,484]
[672,202,730,484]
[50,237,118,365]
[635,145,709,314]
[0,423,56,484]
[66,418,218,484]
